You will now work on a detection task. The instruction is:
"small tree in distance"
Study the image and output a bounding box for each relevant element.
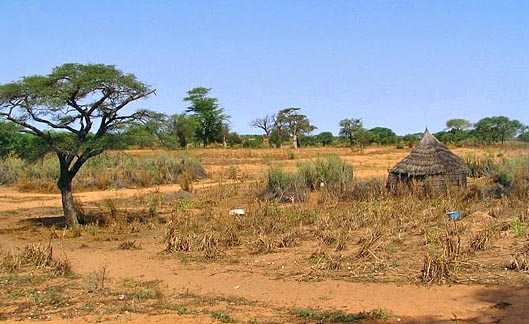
[0,63,155,227]
[184,87,228,147]
[474,116,525,144]
[339,118,364,147]
[250,114,274,147]
[275,108,316,149]
[316,131,334,147]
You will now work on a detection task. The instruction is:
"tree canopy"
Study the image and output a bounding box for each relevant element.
[339,118,363,146]
[446,119,473,131]
[184,87,228,147]
[474,116,525,144]
[0,63,154,226]
[275,108,316,149]
[369,127,398,145]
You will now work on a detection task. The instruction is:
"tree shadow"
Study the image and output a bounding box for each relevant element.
[405,284,529,324]
[470,285,529,324]
[22,215,65,228]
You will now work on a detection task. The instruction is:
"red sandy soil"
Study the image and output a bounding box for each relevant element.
[2,145,529,324]
[1,183,528,324]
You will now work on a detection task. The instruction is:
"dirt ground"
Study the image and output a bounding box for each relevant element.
[1,146,529,324]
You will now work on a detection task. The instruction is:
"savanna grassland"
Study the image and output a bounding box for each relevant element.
[1,145,529,324]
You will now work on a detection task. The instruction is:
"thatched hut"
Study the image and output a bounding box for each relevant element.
[387,129,467,194]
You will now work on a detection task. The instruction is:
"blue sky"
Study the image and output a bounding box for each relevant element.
[1,1,528,136]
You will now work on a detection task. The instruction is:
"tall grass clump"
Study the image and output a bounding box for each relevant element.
[0,243,72,276]
[349,177,387,201]
[314,155,354,201]
[16,154,59,192]
[79,151,207,190]
[0,157,19,185]
[494,154,529,199]
[3,151,207,192]
[264,166,309,202]
[263,155,354,202]
[464,153,496,178]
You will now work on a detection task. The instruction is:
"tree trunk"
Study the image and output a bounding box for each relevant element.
[58,177,79,227]
[292,134,298,149]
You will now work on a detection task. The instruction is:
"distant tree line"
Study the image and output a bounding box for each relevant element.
[2,86,528,162]
[0,109,529,161]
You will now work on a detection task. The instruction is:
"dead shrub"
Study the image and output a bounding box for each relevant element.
[310,251,343,271]
[349,177,387,201]
[0,249,21,273]
[179,169,195,192]
[247,233,275,254]
[317,230,337,247]
[422,221,461,284]
[197,231,224,259]
[506,242,529,271]
[118,240,142,250]
[277,229,301,248]
[507,253,529,271]
[469,230,492,251]
[333,231,349,251]
[164,220,192,253]
[356,229,384,260]
[421,253,457,284]
[1,243,72,276]
[220,227,241,247]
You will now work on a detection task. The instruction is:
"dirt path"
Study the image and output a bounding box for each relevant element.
[33,233,524,324]
[0,183,205,213]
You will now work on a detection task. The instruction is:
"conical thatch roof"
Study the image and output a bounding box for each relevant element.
[390,129,467,177]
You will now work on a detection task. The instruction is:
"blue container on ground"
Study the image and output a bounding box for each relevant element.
[447,210,461,220]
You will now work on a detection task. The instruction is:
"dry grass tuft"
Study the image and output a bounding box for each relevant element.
[118,240,142,250]
[247,233,276,254]
[164,219,192,253]
[506,242,529,271]
[197,231,224,259]
[1,243,72,276]
[469,230,492,251]
[421,221,461,284]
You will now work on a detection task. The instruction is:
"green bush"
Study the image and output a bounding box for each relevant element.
[264,166,308,202]
[315,154,354,196]
[495,155,529,198]
[264,155,354,202]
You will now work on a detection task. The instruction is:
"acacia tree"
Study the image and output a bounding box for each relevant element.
[474,116,525,144]
[444,118,473,143]
[339,118,363,146]
[339,118,373,152]
[275,108,316,149]
[446,118,473,132]
[0,63,154,226]
[519,126,529,142]
[184,87,228,147]
[316,131,334,147]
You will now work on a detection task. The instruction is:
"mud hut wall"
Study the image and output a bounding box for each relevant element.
[386,172,466,194]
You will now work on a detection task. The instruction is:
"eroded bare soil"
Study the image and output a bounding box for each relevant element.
[1,147,529,324]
